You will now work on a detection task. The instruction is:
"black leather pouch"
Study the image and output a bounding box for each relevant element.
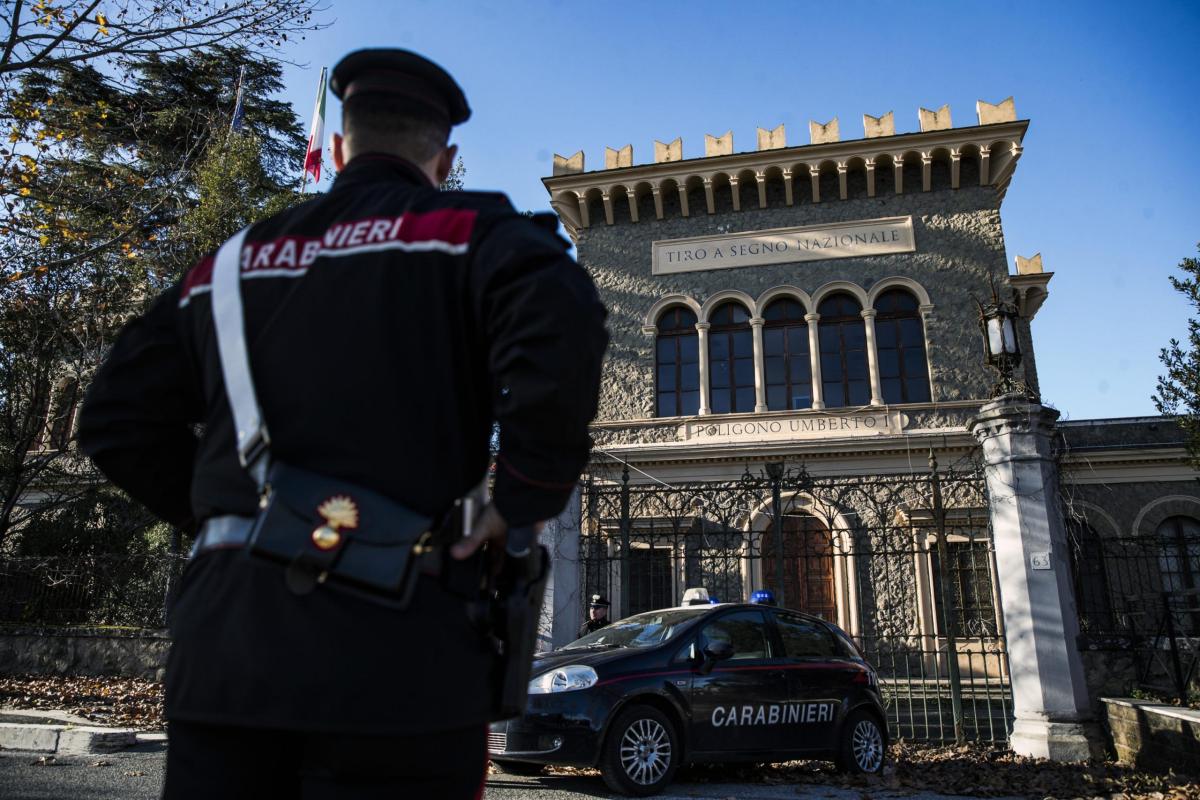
[246,460,434,608]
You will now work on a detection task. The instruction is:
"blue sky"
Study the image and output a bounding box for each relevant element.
[272,0,1199,421]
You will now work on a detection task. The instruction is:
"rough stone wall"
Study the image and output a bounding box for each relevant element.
[576,184,1014,423]
[1059,477,1200,538]
[0,629,169,681]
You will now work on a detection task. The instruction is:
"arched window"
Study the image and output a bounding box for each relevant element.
[762,298,812,411]
[817,294,869,408]
[874,289,930,404]
[708,302,755,414]
[1157,516,1200,633]
[655,307,700,417]
[1067,518,1114,633]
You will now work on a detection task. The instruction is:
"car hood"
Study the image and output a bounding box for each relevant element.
[530,645,644,675]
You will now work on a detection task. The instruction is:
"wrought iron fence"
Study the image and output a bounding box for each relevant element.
[579,459,1013,744]
[0,554,185,630]
[1070,523,1200,703]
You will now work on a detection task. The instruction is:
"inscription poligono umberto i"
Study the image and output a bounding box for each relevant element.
[651,216,916,275]
[678,410,907,444]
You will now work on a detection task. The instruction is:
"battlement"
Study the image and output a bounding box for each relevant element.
[543,99,1026,238]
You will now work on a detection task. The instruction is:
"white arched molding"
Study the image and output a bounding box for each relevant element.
[754,285,814,318]
[699,289,756,323]
[865,276,933,310]
[1064,500,1122,539]
[745,492,861,635]
[643,294,702,333]
[1131,495,1200,539]
[809,280,870,311]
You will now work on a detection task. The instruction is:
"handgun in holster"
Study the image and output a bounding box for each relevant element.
[486,524,549,721]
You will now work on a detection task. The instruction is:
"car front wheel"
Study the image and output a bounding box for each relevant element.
[600,705,679,796]
[835,709,886,774]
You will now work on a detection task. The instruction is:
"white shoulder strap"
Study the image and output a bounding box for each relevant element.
[210,226,270,488]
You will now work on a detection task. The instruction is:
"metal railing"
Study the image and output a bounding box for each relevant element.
[0,554,185,630]
[579,459,1013,744]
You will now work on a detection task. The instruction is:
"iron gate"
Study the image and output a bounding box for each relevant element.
[579,459,1012,745]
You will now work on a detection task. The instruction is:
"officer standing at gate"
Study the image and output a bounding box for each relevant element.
[579,594,612,637]
[77,48,607,799]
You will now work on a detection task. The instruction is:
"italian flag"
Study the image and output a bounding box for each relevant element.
[303,67,327,187]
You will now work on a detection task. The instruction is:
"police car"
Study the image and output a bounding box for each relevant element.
[488,589,887,797]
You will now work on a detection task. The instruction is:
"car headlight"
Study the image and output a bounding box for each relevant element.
[528,665,598,694]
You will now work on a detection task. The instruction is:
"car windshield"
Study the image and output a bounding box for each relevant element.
[562,607,709,650]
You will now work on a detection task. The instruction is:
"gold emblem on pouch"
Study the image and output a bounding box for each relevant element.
[311,495,359,551]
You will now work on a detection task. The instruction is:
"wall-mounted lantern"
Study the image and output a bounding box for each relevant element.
[976,287,1035,400]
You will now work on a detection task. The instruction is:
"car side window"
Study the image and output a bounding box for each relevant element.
[698,610,771,660]
[775,614,838,659]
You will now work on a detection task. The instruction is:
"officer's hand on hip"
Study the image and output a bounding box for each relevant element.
[451,503,544,561]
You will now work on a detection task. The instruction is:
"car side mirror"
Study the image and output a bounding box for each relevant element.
[698,641,734,675]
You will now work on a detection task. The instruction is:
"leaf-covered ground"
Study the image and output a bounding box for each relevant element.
[0,676,164,729]
[3,676,1197,798]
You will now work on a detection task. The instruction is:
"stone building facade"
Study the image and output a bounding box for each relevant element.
[540,101,1200,728]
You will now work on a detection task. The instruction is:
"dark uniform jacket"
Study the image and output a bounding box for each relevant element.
[578,617,611,639]
[77,154,608,734]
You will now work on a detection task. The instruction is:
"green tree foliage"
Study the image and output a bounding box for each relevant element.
[0,1,322,84]
[1155,244,1200,464]
[441,156,465,191]
[0,46,304,549]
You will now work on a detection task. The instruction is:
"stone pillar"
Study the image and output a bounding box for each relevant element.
[750,317,768,412]
[969,399,1104,761]
[538,487,583,650]
[860,308,884,406]
[696,322,712,415]
[805,313,825,409]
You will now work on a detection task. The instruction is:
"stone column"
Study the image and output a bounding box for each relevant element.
[860,308,884,406]
[538,487,582,650]
[696,322,712,415]
[750,317,768,413]
[805,313,825,409]
[969,399,1104,761]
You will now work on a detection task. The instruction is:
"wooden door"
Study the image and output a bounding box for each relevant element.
[762,514,836,620]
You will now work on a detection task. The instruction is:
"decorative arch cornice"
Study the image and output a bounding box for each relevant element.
[699,289,756,323]
[866,276,933,309]
[754,285,814,318]
[643,294,702,333]
[810,280,869,311]
[542,120,1030,238]
[1064,500,1122,539]
[1132,495,1200,539]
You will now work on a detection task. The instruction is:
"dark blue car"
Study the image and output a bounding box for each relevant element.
[488,602,887,796]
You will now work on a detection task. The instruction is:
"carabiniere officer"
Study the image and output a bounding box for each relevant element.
[77,48,608,799]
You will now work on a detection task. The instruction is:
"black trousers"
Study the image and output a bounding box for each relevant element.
[163,720,488,800]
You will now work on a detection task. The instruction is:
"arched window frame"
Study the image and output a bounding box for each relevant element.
[654,306,700,418]
[707,301,755,414]
[817,293,870,409]
[1066,517,1114,634]
[1156,515,1200,633]
[761,297,813,411]
[873,289,931,404]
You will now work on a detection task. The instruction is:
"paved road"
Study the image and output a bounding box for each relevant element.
[0,745,1021,800]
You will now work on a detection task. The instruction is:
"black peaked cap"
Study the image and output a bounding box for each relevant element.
[330,48,470,125]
